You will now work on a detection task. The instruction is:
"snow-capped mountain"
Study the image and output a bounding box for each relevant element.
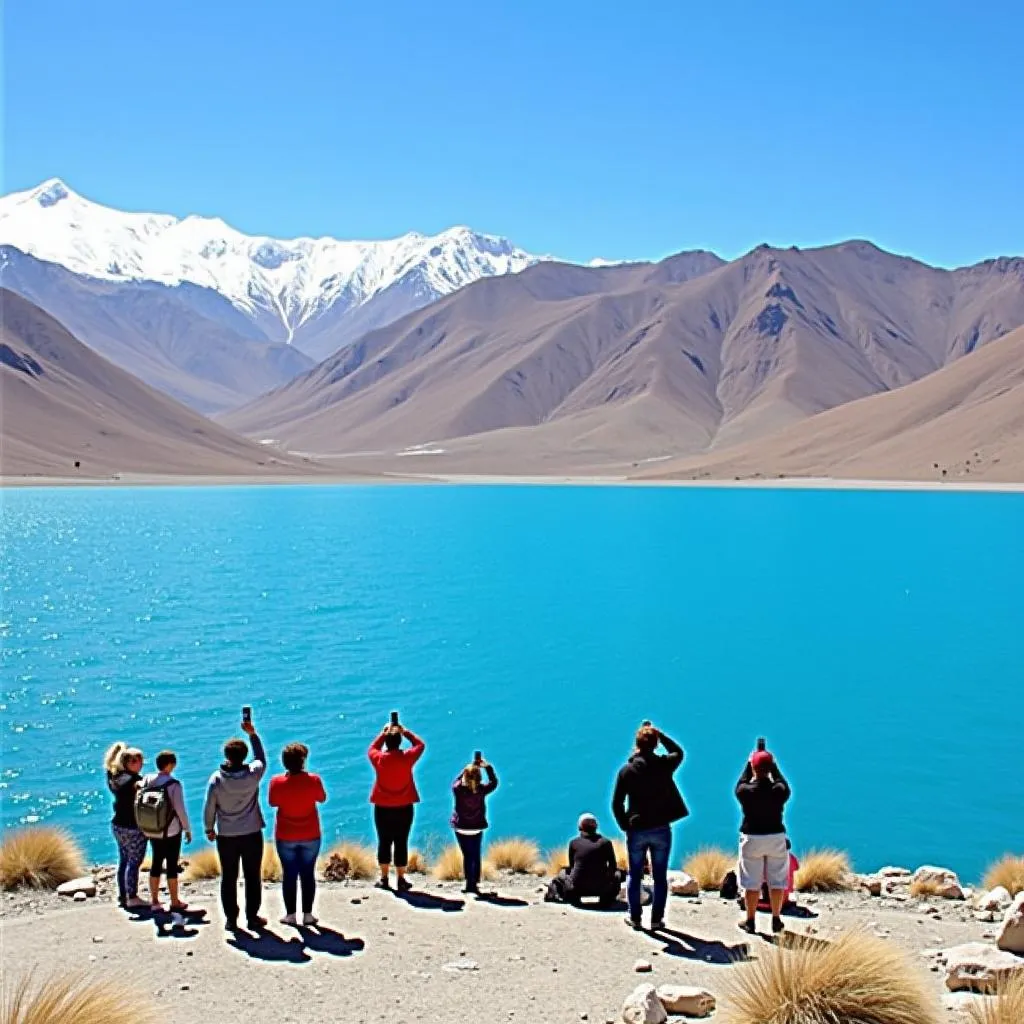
[0,179,541,364]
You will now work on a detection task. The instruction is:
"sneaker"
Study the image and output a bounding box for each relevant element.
[625,915,642,930]
[246,915,267,930]
[771,916,785,933]
[302,913,318,926]
[396,877,413,892]
[738,918,757,934]
[280,913,298,926]
[650,918,666,931]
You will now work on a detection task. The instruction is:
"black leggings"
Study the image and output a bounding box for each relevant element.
[374,805,414,868]
[149,833,183,879]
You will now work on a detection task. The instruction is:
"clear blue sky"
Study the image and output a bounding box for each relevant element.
[4,0,1022,266]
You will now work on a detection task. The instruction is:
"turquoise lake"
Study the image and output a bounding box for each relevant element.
[1,484,1021,879]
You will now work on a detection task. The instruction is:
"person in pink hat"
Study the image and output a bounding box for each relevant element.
[734,744,791,935]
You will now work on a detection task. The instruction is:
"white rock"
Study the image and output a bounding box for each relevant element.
[668,872,700,898]
[996,891,1024,954]
[912,865,965,900]
[655,985,715,1017]
[878,866,912,878]
[633,959,653,973]
[977,886,1012,912]
[57,876,97,898]
[442,960,479,972]
[942,941,1024,993]
[73,892,88,902]
[621,984,667,1024]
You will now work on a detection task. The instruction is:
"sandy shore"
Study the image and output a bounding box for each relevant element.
[0,873,1000,1023]
[3,471,1023,492]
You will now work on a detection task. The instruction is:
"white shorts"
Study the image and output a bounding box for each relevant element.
[738,832,788,891]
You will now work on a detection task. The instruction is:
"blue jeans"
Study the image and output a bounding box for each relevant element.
[626,825,672,922]
[276,839,321,915]
[455,831,483,890]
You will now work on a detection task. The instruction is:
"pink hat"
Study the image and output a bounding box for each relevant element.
[751,750,774,770]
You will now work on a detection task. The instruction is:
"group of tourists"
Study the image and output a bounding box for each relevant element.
[104,716,793,936]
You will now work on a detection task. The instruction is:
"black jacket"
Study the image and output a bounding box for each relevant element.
[108,770,141,829]
[735,763,790,835]
[566,832,618,894]
[612,733,688,832]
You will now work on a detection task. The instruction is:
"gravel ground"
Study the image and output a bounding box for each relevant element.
[0,871,1000,1023]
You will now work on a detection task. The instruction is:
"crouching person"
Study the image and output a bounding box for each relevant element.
[545,814,623,907]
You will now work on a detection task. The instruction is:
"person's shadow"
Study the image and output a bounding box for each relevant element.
[298,924,365,957]
[141,907,209,940]
[474,892,529,908]
[395,890,464,913]
[651,926,750,965]
[227,926,312,963]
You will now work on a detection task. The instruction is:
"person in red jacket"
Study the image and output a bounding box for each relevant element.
[268,742,327,926]
[368,719,425,891]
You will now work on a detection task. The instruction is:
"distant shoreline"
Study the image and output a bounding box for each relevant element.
[3,472,1024,493]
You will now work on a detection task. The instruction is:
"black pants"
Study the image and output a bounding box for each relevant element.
[149,833,183,880]
[217,831,264,923]
[546,868,623,907]
[455,831,483,890]
[374,805,414,868]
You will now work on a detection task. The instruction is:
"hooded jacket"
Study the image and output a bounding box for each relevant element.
[107,770,141,829]
[203,732,267,837]
[612,733,688,833]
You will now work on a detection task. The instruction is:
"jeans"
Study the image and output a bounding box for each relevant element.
[112,825,146,901]
[277,838,321,915]
[374,805,414,867]
[626,825,672,922]
[217,831,264,924]
[455,832,483,890]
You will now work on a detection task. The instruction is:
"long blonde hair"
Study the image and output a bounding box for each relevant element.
[462,764,482,793]
[103,741,142,775]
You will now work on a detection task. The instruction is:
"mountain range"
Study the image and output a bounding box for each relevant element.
[1,180,1022,482]
[0,180,538,410]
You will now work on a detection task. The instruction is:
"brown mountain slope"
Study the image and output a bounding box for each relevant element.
[0,290,321,478]
[222,243,1024,464]
[635,325,1024,483]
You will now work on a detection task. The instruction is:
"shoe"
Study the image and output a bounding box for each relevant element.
[302,913,318,926]
[374,878,391,890]
[625,916,642,930]
[280,913,298,926]
[650,918,666,931]
[225,918,238,931]
[125,897,149,909]
[771,916,785,933]
[246,915,267,930]
[396,877,413,892]
[738,918,757,934]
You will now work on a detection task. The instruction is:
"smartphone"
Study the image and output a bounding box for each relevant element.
[242,705,252,724]
[756,736,766,751]
[473,750,482,764]
[390,710,399,727]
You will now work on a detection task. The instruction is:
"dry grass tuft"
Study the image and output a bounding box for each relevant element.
[183,847,220,881]
[683,846,734,891]
[966,974,1024,1024]
[432,844,466,881]
[721,929,940,1024]
[611,839,629,872]
[261,844,282,883]
[546,847,570,876]
[1,971,154,1024]
[909,877,944,898]
[486,838,542,874]
[405,849,428,875]
[319,841,376,882]
[0,827,84,891]
[982,855,1024,897]
[793,849,854,892]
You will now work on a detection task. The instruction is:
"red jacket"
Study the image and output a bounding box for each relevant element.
[268,771,327,841]
[368,732,425,806]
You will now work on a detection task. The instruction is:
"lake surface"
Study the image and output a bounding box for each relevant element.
[1,484,1021,880]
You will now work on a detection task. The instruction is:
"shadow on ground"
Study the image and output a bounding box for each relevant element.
[652,926,750,965]
[227,923,365,963]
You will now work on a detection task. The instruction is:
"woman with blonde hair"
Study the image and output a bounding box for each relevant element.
[103,741,147,909]
[449,752,498,895]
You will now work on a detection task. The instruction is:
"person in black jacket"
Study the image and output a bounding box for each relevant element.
[612,723,687,930]
[103,741,148,909]
[545,814,623,906]
[735,748,791,934]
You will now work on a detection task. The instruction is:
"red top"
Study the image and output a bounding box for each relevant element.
[268,771,327,841]
[368,732,425,806]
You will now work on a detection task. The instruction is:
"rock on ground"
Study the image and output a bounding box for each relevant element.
[941,941,1024,993]
[996,891,1024,954]
[976,886,1012,912]
[655,985,715,1017]
[57,876,97,898]
[668,873,700,898]
[622,984,667,1024]
[913,865,965,900]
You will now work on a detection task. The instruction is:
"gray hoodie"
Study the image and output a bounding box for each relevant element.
[203,733,267,837]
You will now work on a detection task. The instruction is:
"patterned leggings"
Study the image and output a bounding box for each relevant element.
[112,825,147,901]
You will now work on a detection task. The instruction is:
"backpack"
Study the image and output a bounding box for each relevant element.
[134,779,179,838]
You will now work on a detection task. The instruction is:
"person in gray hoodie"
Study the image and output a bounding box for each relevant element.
[203,718,267,930]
